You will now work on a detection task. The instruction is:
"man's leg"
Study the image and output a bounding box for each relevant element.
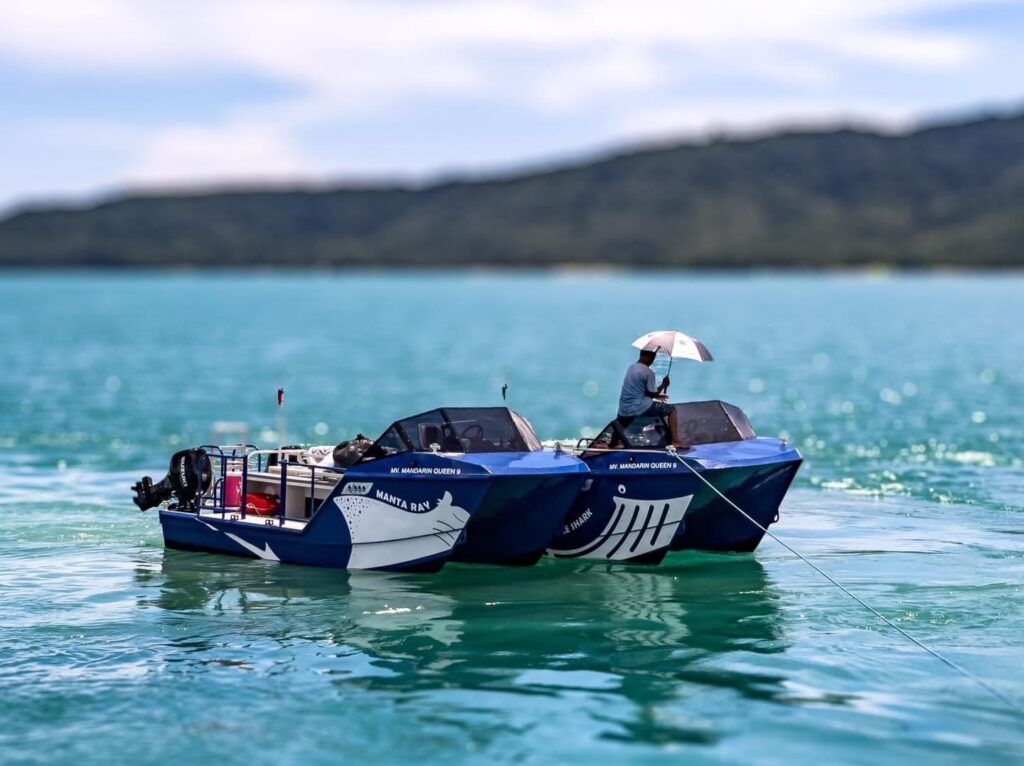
[668,414,690,449]
[653,401,689,449]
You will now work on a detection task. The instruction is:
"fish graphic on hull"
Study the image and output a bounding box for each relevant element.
[335,490,471,569]
[549,494,692,561]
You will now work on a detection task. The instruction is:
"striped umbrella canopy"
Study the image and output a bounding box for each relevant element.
[632,330,714,370]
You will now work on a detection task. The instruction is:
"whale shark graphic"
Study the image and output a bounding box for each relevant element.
[548,494,692,561]
[334,490,471,569]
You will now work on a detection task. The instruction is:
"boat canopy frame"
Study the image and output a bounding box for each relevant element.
[361,406,543,461]
[582,400,757,454]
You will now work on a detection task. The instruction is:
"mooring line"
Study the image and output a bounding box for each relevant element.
[659,445,1024,718]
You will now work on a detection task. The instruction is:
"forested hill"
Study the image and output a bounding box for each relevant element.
[3,111,1024,269]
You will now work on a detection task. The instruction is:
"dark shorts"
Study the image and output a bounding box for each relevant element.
[646,400,672,418]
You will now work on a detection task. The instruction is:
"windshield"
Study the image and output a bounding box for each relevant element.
[587,414,670,453]
[361,407,542,460]
[584,400,756,455]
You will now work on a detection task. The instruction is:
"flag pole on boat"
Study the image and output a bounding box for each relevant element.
[277,387,287,443]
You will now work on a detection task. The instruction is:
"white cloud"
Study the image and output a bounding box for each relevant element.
[128,123,309,187]
[0,1,989,90]
[0,0,1015,204]
[530,47,663,112]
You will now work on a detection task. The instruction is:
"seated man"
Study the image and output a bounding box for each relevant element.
[617,349,689,449]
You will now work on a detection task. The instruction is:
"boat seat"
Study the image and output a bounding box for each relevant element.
[419,423,462,452]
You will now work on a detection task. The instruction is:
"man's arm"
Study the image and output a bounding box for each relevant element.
[644,369,668,400]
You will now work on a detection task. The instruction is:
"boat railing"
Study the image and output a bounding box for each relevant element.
[198,445,345,525]
[199,444,255,513]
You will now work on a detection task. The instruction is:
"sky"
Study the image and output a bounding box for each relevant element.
[1,0,1022,213]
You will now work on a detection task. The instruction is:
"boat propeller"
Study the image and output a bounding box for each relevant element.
[132,447,213,511]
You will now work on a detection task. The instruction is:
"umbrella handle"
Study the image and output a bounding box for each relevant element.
[654,344,671,391]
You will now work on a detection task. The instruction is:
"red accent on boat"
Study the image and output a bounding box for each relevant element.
[245,492,279,517]
[224,473,243,508]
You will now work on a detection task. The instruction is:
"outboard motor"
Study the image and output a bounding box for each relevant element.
[132,448,213,511]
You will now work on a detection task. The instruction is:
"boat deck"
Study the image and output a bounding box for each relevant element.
[197,508,308,531]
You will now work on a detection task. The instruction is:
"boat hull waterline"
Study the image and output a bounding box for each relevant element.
[147,407,590,572]
[547,400,803,564]
[162,454,495,572]
[160,451,590,572]
[140,403,801,571]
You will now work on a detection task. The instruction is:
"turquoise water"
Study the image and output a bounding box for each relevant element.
[1,273,1022,764]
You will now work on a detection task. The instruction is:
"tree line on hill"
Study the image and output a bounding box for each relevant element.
[2,110,1023,269]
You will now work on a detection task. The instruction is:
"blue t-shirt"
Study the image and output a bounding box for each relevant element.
[618,362,657,417]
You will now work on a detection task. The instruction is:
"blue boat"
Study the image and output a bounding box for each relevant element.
[548,401,802,563]
[132,407,588,572]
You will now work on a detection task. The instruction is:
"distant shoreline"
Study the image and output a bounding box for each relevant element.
[2,263,1023,275]
[3,109,1024,270]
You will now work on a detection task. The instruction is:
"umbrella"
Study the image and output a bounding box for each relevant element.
[631,330,713,376]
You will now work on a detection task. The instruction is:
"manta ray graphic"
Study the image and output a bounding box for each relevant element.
[335,490,472,569]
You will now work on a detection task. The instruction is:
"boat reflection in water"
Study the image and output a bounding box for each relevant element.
[142,550,787,748]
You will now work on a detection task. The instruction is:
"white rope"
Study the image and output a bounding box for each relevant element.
[657,445,1024,717]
